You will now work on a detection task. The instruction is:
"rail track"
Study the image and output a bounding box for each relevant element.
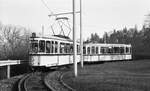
[17,68,73,91]
[44,69,75,91]
[18,72,50,91]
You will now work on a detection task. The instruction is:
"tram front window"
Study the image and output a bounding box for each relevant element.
[31,40,38,53]
[39,40,45,52]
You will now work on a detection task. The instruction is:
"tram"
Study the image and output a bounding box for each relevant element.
[29,33,132,68]
[83,43,132,62]
[29,33,80,68]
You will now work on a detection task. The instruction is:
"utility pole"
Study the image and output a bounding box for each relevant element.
[80,0,83,68]
[73,0,77,77]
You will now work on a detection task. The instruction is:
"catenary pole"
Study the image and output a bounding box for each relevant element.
[80,0,83,68]
[73,0,77,77]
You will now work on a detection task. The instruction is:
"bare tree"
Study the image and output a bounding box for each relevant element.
[0,23,30,60]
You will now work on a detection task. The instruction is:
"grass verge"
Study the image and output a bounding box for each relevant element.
[62,60,150,91]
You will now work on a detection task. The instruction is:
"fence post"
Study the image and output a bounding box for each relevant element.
[7,64,10,78]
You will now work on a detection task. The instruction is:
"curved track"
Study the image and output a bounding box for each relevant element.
[18,72,51,91]
[44,71,74,91]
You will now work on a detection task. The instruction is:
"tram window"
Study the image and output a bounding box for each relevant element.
[66,43,70,53]
[106,47,110,53]
[83,46,86,54]
[46,41,50,53]
[55,41,58,53]
[105,47,108,53]
[39,40,45,52]
[96,47,99,54]
[101,47,111,54]
[92,46,95,54]
[100,47,105,54]
[129,47,132,53]
[64,43,67,53]
[60,43,65,53]
[60,43,62,53]
[111,47,114,53]
[31,40,38,53]
[70,44,73,53]
[120,47,124,54]
[108,47,112,53]
[87,47,90,54]
[51,41,54,53]
[126,47,129,53]
[114,47,120,53]
[65,43,68,53]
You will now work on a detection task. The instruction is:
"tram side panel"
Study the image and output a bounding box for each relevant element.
[30,55,80,67]
[29,55,40,66]
[99,54,128,61]
[58,55,71,65]
[83,44,132,62]
[56,55,80,66]
[83,54,127,62]
[40,55,72,67]
[40,55,58,67]
[29,55,58,67]
[125,54,132,60]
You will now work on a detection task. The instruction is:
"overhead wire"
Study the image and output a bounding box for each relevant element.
[41,0,57,35]
[41,0,53,14]
[40,0,72,37]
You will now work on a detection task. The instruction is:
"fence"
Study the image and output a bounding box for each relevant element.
[0,60,20,79]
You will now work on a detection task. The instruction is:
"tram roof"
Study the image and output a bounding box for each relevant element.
[30,35,82,43]
[30,35,71,41]
[84,43,131,47]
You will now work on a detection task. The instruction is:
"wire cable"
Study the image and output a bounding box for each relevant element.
[40,0,72,37]
[41,0,53,14]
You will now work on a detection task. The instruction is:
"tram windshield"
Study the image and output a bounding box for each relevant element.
[30,40,38,53]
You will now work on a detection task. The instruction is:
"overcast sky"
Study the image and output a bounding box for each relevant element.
[0,0,150,39]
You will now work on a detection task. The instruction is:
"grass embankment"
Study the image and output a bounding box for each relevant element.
[62,60,150,91]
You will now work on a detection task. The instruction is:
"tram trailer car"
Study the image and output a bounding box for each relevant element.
[29,35,80,68]
[83,43,132,62]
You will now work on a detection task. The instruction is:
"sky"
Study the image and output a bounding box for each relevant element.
[0,0,150,39]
